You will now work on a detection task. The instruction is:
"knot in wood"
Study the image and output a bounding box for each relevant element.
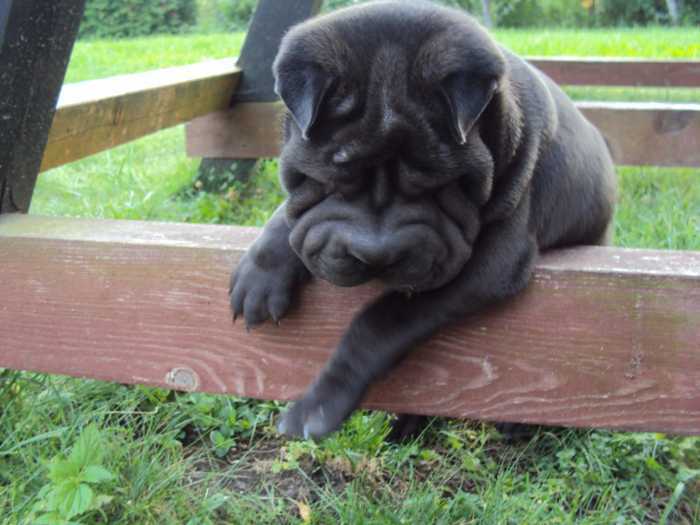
[654,110,692,134]
[165,367,200,391]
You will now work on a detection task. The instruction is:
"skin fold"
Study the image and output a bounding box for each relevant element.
[229,0,616,440]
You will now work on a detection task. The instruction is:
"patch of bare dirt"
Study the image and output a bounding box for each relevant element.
[185,435,353,505]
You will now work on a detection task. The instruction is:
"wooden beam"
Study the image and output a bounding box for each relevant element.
[186,101,700,167]
[186,102,285,159]
[528,57,700,87]
[196,0,323,191]
[580,102,700,167]
[40,56,700,172]
[1,214,699,434]
[0,0,86,212]
[44,57,700,171]
[40,59,241,172]
[227,0,323,104]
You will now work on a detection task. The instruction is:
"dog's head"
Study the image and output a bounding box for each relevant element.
[274,0,515,292]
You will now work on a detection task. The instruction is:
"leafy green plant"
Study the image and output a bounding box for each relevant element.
[177,159,285,226]
[594,0,669,26]
[323,0,692,28]
[680,0,700,24]
[30,424,115,525]
[181,393,280,457]
[319,411,392,460]
[79,0,196,39]
[195,0,256,31]
[271,440,321,473]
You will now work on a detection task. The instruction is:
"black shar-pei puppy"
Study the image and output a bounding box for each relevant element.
[230,0,616,440]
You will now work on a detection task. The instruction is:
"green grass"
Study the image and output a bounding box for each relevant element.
[494,27,700,58]
[64,33,245,82]
[5,27,700,525]
[495,27,700,103]
[32,128,199,221]
[615,167,700,250]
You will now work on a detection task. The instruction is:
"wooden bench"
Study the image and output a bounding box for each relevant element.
[1,0,698,435]
[41,58,700,170]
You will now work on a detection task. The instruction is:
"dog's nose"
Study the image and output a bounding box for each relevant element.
[347,242,400,270]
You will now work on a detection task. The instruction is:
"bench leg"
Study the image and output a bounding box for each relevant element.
[0,0,86,214]
[193,0,323,189]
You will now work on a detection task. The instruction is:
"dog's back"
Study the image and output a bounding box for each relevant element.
[503,49,617,250]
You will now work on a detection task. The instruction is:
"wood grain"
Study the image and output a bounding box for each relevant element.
[41,59,241,172]
[185,101,700,167]
[42,57,700,170]
[529,57,700,87]
[186,102,284,159]
[1,214,699,434]
[0,0,86,213]
[580,102,700,167]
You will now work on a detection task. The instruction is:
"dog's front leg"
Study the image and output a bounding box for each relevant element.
[278,211,538,439]
[230,203,311,328]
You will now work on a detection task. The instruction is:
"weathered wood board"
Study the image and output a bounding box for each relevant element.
[41,59,241,172]
[1,214,699,434]
[579,101,700,167]
[39,58,700,170]
[0,0,86,212]
[186,102,285,159]
[529,57,700,87]
[186,101,700,167]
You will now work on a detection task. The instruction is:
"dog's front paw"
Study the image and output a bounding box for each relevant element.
[277,384,363,440]
[229,252,305,328]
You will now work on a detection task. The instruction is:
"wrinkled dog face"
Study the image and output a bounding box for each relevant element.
[274,2,506,292]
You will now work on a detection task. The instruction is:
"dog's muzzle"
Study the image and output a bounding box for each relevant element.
[288,196,472,291]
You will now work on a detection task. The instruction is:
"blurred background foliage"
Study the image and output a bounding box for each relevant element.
[78,0,197,38]
[78,0,699,39]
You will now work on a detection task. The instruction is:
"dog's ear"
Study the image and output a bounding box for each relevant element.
[441,72,499,145]
[275,63,334,140]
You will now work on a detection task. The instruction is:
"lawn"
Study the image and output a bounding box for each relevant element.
[2,26,699,525]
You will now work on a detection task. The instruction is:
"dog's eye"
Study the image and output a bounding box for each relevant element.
[333,148,352,164]
[332,93,357,118]
[326,80,360,121]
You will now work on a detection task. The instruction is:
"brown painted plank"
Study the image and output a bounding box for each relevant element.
[41,57,700,171]
[185,101,700,167]
[44,57,700,171]
[1,214,699,434]
[580,102,700,167]
[40,59,241,172]
[185,102,284,159]
[528,57,700,87]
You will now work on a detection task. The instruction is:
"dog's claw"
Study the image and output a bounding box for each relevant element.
[277,383,363,440]
[229,249,304,328]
